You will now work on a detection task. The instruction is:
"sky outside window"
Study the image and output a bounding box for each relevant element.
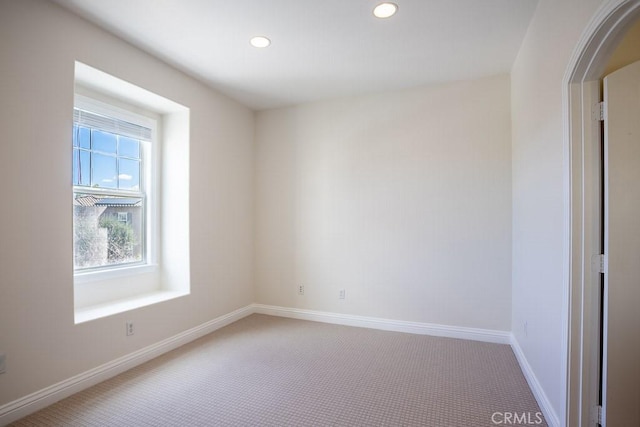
[73,126,141,190]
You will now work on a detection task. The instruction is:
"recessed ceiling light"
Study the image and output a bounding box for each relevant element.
[373,2,398,19]
[250,36,271,48]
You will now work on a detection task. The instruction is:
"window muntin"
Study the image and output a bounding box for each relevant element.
[72,101,154,273]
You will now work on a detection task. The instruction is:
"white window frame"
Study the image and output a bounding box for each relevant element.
[73,94,159,284]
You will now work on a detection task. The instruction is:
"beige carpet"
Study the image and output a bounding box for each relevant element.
[12,314,546,426]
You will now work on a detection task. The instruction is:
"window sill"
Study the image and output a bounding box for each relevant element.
[74,289,188,324]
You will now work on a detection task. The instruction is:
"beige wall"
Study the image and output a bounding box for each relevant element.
[0,0,254,406]
[255,74,512,330]
[510,0,605,423]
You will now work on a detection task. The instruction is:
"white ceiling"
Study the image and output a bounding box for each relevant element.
[52,0,538,111]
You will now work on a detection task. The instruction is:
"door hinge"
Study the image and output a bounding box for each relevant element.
[593,101,606,121]
[591,254,607,274]
[594,405,602,425]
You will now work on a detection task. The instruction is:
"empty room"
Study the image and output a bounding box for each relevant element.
[1,0,640,426]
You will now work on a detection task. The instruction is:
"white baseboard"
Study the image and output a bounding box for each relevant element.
[0,305,253,426]
[509,334,560,427]
[252,304,511,344]
[1,304,551,427]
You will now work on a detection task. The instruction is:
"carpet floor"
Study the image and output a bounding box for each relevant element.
[11,314,546,426]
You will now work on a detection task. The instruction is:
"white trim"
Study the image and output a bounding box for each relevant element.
[252,304,511,344]
[510,334,560,427]
[0,305,253,426]
[74,263,158,285]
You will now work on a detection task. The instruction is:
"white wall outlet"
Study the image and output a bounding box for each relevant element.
[298,285,304,295]
[126,321,135,336]
[0,353,6,374]
[339,289,346,299]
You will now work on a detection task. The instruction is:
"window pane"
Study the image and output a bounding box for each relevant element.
[74,193,144,269]
[73,126,90,149]
[92,153,117,188]
[119,136,140,159]
[73,149,90,186]
[118,158,140,190]
[92,130,117,154]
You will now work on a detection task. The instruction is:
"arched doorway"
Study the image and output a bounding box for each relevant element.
[566,0,640,424]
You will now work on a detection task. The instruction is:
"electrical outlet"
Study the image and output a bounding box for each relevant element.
[298,285,304,295]
[0,353,6,374]
[126,321,135,336]
[339,289,346,299]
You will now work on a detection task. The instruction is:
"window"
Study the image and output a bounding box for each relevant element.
[72,96,155,273]
[72,62,190,323]
[117,212,129,224]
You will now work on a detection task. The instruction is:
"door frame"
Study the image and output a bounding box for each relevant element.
[565,0,640,425]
